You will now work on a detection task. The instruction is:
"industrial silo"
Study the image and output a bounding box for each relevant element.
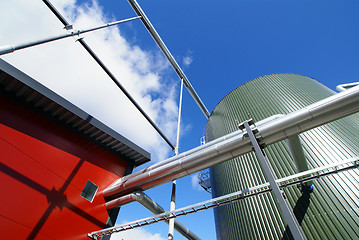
[205,74,359,240]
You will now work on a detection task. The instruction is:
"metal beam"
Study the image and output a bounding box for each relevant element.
[243,120,306,240]
[41,0,175,150]
[103,85,359,198]
[127,0,210,119]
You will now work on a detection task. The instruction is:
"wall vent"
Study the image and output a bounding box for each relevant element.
[80,180,98,202]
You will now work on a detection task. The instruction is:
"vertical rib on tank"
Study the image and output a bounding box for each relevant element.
[205,74,359,240]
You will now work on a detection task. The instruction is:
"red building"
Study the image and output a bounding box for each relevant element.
[0,59,150,239]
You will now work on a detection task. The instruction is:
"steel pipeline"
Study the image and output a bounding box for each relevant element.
[103,85,359,198]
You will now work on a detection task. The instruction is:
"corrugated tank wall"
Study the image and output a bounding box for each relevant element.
[205,74,359,240]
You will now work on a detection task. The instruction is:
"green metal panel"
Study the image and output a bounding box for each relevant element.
[205,74,359,240]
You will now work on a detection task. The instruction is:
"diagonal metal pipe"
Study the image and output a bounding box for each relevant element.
[127,0,210,119]
[106,191,200,240]
[103,85,359,198]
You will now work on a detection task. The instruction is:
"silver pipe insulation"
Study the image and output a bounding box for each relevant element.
[107,117,287,185]
[106,191,201,240]
[127,0,210,119]
[286,136,308,173]
[286,135,313,187]
[104,84,359,198]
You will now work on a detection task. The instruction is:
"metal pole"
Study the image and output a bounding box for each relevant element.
[127,0,210,119]
[174,78,184,156]
[243,120,306,240]
[41,0,175,150]
[169,78,184,239]
[0,16,141,56]
[168,180,176,240]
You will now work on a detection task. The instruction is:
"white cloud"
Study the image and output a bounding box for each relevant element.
[109,228,166,240]
[182,50,193,67]
[183,56,193,67]
[0,0,179,162]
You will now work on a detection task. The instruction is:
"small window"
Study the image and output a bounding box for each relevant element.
[80,180,98,202]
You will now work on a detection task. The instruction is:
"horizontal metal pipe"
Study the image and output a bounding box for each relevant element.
[106,191,200,240]
[107,114,284,187]
[0,16,141,56]
[103,85,359,198]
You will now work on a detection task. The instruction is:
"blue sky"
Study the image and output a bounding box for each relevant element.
[1,0,359,239]
[110,0,359,153]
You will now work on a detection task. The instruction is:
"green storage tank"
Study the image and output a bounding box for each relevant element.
[205,74,359,240]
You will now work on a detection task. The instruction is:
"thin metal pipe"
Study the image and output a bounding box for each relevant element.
[0,16,141,55]
[127,0,210,119]
[168,78,184,240]
[174,78,184,155]
[168,180,176,240]
[41,0,175,150]
[103,85,359,198]
[105,191,200,240]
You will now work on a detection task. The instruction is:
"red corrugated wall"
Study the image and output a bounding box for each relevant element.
[0,94,129,239]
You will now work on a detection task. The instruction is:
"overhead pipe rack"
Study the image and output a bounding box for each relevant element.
[14,1,358,239]
[88,157,359,239]
[103,84,359,198]
[96,84,359,239]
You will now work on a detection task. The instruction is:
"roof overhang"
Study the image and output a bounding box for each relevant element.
[0,58,150,167]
